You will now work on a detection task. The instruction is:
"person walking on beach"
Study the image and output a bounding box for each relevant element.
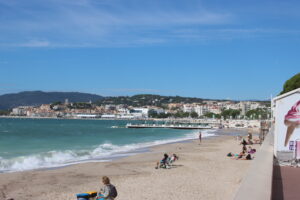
[199,132,202,144]
[98,176,118,200]
[248,131,252,140]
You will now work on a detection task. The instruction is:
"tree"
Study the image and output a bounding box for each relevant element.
[148,109,171,118]
[148,110,158,118]
[174,111,190,118]
[50,101,62,109]
[204,112,221,119]
[246,108,270,119]
[0,110,10,116]
[68,102,92,109]
[190,112,199,118]
[280,73,300,95]
[221,109,240,119]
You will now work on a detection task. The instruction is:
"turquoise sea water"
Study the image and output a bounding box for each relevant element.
[0,118,216,173]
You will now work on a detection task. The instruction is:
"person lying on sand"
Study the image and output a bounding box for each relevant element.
[233,152,252,160]
[241,153,252,160]
[227,152,234,157]
[230,151,245,160]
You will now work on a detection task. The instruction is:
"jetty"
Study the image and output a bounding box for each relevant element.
[126,123,212,129]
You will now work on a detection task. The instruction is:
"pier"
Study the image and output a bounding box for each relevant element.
[126,123,212,129]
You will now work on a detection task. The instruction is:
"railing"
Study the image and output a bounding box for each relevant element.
[233,126,274,200]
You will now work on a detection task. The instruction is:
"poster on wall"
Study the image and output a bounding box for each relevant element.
[276,99,300,152]
[284,100,300,147]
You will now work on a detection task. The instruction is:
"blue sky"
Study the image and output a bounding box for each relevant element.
[0,0,299,100]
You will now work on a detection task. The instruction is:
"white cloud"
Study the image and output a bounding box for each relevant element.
[0,0,234,47]
[1,0,299,48]
[19,40,50,47]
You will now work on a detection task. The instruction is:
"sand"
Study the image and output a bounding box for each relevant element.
[0,134,260,200]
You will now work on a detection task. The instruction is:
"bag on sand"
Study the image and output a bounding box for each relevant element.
[110,184,118,198]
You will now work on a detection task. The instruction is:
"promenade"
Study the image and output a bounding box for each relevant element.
[273,166,300,200]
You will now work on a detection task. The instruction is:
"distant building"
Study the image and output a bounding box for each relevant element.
[105,105,116,111]
[11,107,27,116]
[239,102,251,116]
[183,104,194,113]
[194,105,208,116]
[117,108,130,114]
[129,108,149,118]
[207,105,222,114]
[167,103,182,109]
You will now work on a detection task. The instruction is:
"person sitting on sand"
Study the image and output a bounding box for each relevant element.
[247,146,256,154]
[247,138,253,145]
[240,139,247,146]
[171,153,178,161]
[98,176,118,200]
[245,153,252,160]
[162,153,169,164]
[155,153,170,169]
[242,145,247,152]
[168,153,179,165]
[247,132,252,140]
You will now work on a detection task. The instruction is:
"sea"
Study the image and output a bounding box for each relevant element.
[0,118,236,173]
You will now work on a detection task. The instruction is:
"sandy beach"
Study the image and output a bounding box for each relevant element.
[0,133,259,200]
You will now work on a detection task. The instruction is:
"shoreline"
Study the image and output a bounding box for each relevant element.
[0,130,217,174]
[0,130,257,200]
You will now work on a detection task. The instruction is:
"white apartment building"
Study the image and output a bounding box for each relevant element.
[194,105,208,116]
[117,108,130,114]
[130,108,149,118]
[250,102,261,110]
[11,107,29,116]
[183,104,194,113]
[225,103,240,110]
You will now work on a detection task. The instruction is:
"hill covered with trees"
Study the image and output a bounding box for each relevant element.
[0,91,103,110]
[95,94,206,107]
